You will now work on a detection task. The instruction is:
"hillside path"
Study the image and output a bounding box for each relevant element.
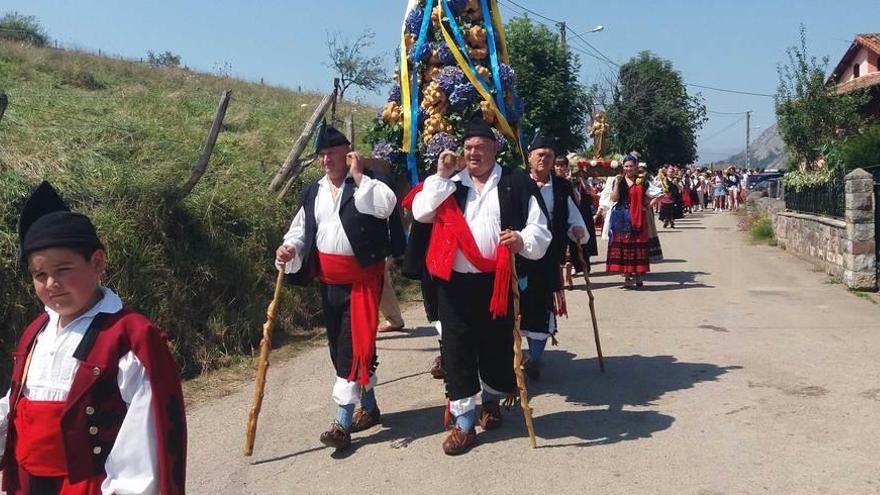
[188,211,880,494]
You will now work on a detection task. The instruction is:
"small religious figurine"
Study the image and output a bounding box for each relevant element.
[589,111,609,160]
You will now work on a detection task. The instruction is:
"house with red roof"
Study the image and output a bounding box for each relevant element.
[827,33,880,117]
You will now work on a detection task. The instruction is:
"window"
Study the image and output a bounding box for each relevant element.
[853,63,860,78]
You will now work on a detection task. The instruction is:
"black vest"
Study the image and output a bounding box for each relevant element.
[400,166,548,281]
[286,171,403,287]
[547,174,573,262]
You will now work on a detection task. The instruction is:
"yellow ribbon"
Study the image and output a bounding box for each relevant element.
[400,30,413,153]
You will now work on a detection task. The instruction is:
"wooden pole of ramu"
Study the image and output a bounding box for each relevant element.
[574,234,605,372]
[509,249,537,449]
[180,90,231,199]
[243,269,286,456]
[270,88,337,193]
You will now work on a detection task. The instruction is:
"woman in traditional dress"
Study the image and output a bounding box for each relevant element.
[658,166,683,228]
[606,155,651,288]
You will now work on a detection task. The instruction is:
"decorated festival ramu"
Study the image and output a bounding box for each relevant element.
[366,0,526,184]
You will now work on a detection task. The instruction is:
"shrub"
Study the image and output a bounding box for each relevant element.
[146,50,181,68]
[840,125,880,169]
[0,12,48,46]
[751,216,774,242]
[59,65,106,90]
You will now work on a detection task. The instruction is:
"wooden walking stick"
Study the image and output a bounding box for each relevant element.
[509,250,537,449]
[243,269,286,456]
[574,234,605,373]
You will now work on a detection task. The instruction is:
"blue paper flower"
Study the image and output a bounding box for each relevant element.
[435,40,456,66]
[449,82,478,110]
[493,128,509,152]
[435,66,465,94]
[408,41,433,64]
[388,84,401,103]
[499,64,515,90]
[426,132,459,162]
[405,8,424,35]
[373,140,406,163]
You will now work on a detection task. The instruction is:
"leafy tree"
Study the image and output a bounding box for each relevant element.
[506,17,587,153]
[146,50,181,68]
[606,51,706,167]
[775,25,869,168]
[0,11,48,46]
[325,29,386,100]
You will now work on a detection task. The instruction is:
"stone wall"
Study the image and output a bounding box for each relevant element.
[748,168,877,291]
[773,211,846,280]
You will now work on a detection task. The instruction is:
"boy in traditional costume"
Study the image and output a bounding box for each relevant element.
[521,133,588,380]
[275,124,399,452]
[1,182,187,495]
[410,116,551,455]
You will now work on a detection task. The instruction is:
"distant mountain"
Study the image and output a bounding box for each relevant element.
[725,123,787,170]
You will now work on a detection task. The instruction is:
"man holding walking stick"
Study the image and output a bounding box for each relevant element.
[275,123,398,452]
[410,115,551,455]
[521,132,589,380]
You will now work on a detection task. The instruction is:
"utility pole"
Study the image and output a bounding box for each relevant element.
[745,110,752,170]
[557,21,567,50]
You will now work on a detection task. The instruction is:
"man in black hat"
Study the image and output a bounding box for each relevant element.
[521,132,589,380]
[275,123,399,451]
[410,116,551,455]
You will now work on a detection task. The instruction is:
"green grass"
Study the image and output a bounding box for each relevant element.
[750,216,774,243]
[0,40,379,384]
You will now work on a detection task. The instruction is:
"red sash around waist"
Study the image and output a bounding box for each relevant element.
[318,252,385,385]
[14,397,67,478]
[404,183,511,319]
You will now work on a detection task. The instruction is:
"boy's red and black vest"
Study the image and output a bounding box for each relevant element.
[287,170,405,286]
[1,308,187,495]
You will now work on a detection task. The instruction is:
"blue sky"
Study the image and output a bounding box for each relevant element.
[5,0,878,161]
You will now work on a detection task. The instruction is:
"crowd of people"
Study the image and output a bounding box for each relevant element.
[1,112,766,493]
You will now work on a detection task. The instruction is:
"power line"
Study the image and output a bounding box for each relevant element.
[499,0,562,24]
[707,109,749,116]
[499,0,777,99]
[698,116,745,144]
[687,83,774,98]
[566,28,619,67]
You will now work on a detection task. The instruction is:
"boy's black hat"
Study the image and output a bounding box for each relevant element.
[18,181,103,259]
[315,121,351,152]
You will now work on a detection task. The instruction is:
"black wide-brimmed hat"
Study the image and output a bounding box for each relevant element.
[463,114,495,141]
[528,130,557,154]
[315,121,351,152]
[18,181,103,259]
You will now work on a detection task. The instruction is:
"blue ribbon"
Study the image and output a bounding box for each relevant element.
[480,0,508,119]
[407,0,435,186]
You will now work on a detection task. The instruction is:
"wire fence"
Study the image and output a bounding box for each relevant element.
[784,171,846,219]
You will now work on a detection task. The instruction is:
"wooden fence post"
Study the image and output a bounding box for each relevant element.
[0,90,8,126]
[179,90,232,199]
[345,113,355,145]
[269,87,337,192]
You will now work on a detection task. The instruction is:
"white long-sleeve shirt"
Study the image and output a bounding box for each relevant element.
[411,164,552,273]
[279,174,398,273]
[0,287,159,495]
[535,178,589,244]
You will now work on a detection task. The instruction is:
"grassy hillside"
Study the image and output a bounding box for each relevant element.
[0,40,379,382]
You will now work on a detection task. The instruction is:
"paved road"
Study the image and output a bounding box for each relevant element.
[188,211,880,494]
